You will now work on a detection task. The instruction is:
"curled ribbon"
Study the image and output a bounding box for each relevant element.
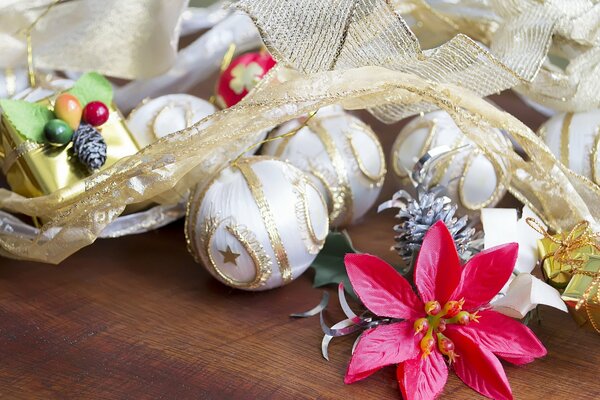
[526,218,600,276]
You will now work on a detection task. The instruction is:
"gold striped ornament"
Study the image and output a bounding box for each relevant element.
[391,110,510,215]
[261,105,386,228]
[538,110,600,186]
[185,156,329,290]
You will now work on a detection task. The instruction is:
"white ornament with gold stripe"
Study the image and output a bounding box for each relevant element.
[391,110,509,215]
[261,105,386,228]
[186,157,329,290]
[126,94,217,148]
[538,110,600,185]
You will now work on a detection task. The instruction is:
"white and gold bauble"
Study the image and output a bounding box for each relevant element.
[538,110,600,185]
[391,110,509,213]
[261,105,386,227]
[126,94,217,147]
[186,156,329,291]
[0,68,29,98]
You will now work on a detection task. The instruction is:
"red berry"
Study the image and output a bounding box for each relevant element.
[82,101,109,126]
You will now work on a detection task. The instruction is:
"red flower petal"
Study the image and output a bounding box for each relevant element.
[444,329,514,400]
[345,322,420,384]
[451,243,518,310]
[414,220,462,304]
[345,253,423,320]
[447,310,546,365]
[397,350,448,400]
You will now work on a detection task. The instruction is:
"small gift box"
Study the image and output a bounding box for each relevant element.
[536,227,598,289]
[0,73,140,202]
[562,255,600,333]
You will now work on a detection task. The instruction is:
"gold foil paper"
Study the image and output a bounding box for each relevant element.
[537,236,596,289]
[0,96,141,201]
[562,255,600,332]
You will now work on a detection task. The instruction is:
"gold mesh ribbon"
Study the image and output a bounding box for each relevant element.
[235,0,524,122]
[399,0,600,112]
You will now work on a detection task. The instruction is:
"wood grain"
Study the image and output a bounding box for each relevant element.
[0,87,598,399]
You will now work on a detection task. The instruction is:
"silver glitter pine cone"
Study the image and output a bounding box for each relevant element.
[379,146,481,267]
[73,123,107,171]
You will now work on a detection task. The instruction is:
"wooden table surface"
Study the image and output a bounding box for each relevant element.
[0,90,598,399]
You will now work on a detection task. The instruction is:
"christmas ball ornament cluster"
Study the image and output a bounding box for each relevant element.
[261,105,386,227]
[127,94,217,148]
[216,51,276,108]
[391,110,509,215]
[538,110,600,185]
[186,157,329,290]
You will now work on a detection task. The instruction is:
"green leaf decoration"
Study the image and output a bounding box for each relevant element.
[311,230,360,299]
[0,99,53,143]
[67,72,113,107]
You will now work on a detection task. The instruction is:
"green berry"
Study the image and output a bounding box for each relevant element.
[44,119,74,146]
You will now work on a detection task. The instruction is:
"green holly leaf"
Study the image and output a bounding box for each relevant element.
[67,72,113,107]
[311,230,360,299]
[0,99,53,143]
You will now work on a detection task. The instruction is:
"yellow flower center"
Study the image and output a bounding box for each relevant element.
[414,298,480,363]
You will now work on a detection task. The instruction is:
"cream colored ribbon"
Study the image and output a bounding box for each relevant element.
[0,0,188,79]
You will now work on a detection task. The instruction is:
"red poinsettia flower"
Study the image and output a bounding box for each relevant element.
[344,220,546,400]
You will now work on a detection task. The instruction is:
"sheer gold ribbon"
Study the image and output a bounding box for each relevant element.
[1,65,600,263]
[1,0,600,264]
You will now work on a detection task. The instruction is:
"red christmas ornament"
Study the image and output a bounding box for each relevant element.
[82,101,109,127]
[216,51,276,108]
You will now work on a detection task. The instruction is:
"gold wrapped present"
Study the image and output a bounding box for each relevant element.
[0,74,140,202]
[562,255,600,333]
[534,221,599,289]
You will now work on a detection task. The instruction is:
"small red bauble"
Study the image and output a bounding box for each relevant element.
[216,51,276,108]
[82,101,109,127]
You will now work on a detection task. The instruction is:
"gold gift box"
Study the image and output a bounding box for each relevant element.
[562,255,600,332]
[0,95,141,202]
[537,236,596,289]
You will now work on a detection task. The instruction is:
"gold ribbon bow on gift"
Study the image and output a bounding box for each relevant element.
[526,218,600,278]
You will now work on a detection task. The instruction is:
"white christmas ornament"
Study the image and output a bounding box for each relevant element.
[0,68,29,98]
[538,110,600,185]
[186,157,329,290]
[391,110,509,214]
[126,94,217,147]
[261,105,385,227]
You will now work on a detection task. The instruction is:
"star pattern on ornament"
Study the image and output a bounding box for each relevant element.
[219,245,241,266]
[229,62,264,95]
